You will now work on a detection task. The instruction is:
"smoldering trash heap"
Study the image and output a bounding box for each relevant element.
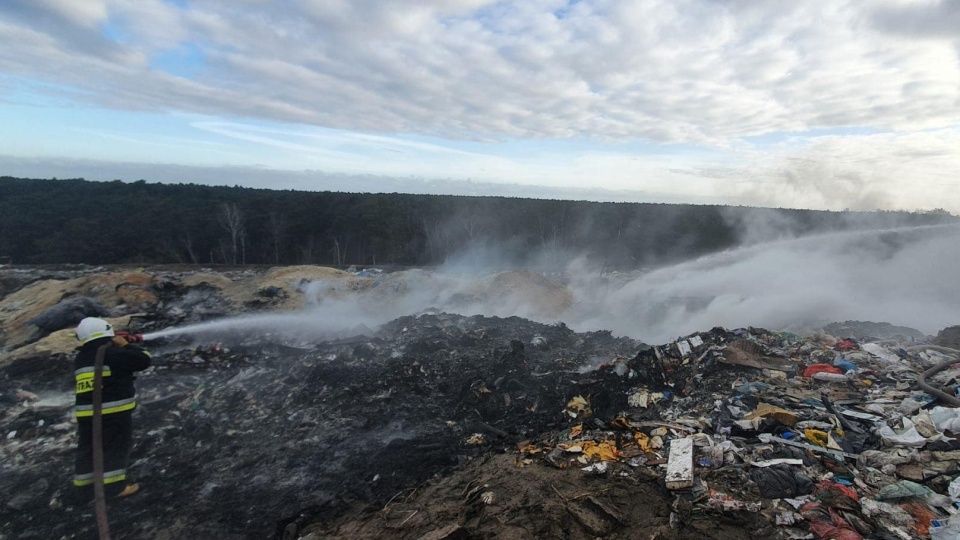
[1,265,960,539]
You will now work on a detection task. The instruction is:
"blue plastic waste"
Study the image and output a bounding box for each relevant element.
[735,382,771,394]
[833,359,858,372]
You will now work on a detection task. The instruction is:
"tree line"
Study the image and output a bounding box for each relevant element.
[0,177,955,269]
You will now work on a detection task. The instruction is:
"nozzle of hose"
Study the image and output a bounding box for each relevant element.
[115,331,144,344]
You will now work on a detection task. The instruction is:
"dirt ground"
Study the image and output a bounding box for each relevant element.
[301,452,771,540]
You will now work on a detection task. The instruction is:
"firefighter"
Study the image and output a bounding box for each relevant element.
[72,317,151,501]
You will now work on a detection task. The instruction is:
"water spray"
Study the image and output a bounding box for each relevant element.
[137,310,367,344]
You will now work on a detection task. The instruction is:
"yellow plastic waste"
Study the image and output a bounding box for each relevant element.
[581,440,620,461]
[804,428,829,447]
[635,432,651,452]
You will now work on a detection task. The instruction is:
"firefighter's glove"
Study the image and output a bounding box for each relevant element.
[111,336,129,348]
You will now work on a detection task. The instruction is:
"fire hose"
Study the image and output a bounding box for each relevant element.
[92,343,113,540]
[917,356,960,408]
[116,331,144,345]
[88,332,144,540]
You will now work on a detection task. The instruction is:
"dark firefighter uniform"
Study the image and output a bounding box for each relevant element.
[73,337,151,500]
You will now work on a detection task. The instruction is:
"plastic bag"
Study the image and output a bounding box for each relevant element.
[878,419,929,447]
[930,406,960,433]
[931,517,960,540]
[875,480,933,500]
[949,475,960,501]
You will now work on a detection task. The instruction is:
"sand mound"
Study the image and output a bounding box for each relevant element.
[2,314,137,365]
[0,272,157,350]
[215,266,373,310]
[466,271,573,318]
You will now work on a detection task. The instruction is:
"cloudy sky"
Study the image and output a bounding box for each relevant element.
[1,0,959,212]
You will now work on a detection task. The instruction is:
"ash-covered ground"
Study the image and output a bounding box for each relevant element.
[3,311,642,538]
[1,263,959,539]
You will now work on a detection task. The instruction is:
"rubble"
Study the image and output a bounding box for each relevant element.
[0,264,958,539]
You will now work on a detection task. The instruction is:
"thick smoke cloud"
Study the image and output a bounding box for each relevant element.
[150,225,960,347]
[564,225,960,342]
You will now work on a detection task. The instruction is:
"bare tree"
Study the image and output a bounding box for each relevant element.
[298,234,319,264]
[182,231,199,264]
[218,202,246,265]
[331,236,346,266]
[422,217,440,262]
[218,239,230,265]
[268,212,287,264]
[459,211,486,243]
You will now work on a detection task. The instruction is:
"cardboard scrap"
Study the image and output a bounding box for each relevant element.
[719,339,796,372]
[746,402,799,427]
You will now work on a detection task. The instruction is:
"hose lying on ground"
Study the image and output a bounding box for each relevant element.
[905,344,960,356]
[917,357,960,408]
[92,344,113,540]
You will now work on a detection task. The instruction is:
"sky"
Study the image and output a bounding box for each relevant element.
[1,0,959,213]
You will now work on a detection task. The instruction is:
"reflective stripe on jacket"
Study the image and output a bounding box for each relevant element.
[74,468,126,486]
[75,397,137,417]
[73,338,151,417]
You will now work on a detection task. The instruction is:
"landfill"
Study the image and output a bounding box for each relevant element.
[1,265,959,539]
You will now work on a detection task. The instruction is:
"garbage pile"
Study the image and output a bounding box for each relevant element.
[512,330,960,539]
[1,264,959,539]
[307,326,960,539]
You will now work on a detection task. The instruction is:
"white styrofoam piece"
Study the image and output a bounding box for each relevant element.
[665,437,694,489]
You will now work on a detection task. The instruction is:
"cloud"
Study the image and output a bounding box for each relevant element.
[871,0,960,40]
[31,0,109,28]
[0,1,140,69]
[728,129,960,212]
[1,0,958,143]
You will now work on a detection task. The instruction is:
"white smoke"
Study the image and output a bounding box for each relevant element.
[146,224,960,346]
[564,224,960,342]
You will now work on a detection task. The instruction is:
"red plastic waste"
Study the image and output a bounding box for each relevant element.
[835,339,858,350]
[803,364,844,378]
[801,502,862,540]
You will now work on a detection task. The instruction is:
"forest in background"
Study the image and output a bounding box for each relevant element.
[0,177,955,268]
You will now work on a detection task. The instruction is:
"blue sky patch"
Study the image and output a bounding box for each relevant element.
[99,19,131,44]
[151,44,206,78]
[744,126,886,146]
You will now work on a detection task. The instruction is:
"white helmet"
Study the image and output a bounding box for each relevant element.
[76,317,114,345]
